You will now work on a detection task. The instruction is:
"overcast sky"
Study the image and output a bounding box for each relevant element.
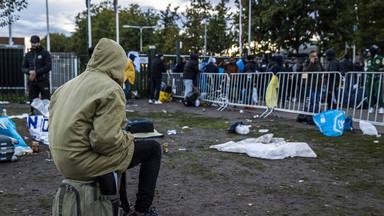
[0,0,237,40]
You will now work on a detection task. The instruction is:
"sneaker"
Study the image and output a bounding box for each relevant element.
[379,107,384,114]
[148,99,153,104]
[154,100,162,105]
[369,107,374,114]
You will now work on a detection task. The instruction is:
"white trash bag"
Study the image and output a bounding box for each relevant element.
[359,120,378,136]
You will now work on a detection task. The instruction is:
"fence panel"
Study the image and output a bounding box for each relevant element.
[0,45,26,101]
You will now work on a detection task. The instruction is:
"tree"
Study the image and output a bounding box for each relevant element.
[40,33,71,52]
[353,0,384,53]
[0,0,28,27]
[68,1,159,55]
[206,0,235,55]
[155,4,181,53]
[181,0,212,54]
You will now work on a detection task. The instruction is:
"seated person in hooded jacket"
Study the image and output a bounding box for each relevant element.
[49,38,161,216]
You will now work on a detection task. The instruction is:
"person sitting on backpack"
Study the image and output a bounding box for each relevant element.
[49,38,161,216]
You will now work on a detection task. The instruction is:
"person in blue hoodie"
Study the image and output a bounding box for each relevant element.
[236,56,248,72]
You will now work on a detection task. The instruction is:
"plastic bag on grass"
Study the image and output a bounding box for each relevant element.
[359,120,378,136]
[0,116,28,147]
[313,110,345,136]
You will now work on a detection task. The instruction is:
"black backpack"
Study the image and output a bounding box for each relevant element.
[184,91,199,106]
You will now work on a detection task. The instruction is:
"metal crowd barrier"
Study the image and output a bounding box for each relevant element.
[340,72,384,126]
[50,52,78,93]
[166,71,384,127]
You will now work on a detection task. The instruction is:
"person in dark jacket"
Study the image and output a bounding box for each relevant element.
[302,50,323,111]
[149,53,166,104]
[173,57,186,72]
[340,53,355,91]
[244,55,258,72]
[324,49,342,109]
[203,57,218,73]
[21,35,52,109]
[183,54,199,99]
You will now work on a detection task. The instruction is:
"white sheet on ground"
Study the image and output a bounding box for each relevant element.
[210,134,317,159]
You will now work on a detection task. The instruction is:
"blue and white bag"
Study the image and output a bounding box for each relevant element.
[312,110,345,136]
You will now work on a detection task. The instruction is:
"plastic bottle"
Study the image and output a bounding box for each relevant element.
[2,109,6,116]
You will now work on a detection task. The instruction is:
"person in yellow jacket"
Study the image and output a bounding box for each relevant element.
[124,54,136,103]
[49,38,161,216]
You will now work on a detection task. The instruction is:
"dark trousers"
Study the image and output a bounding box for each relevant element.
[28,79,50,101]
[149,78,162,101]
[28,79,50,112]
[124,80,132,101]
[128,140,162,213]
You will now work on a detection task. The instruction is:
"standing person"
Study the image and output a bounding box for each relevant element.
[323,49,342,110]
[203,57,218,73]
[244,55,258,72]
[236,56,248,72]
[364,45,384,114]
[173,57,186,72]
[219,57,240,101]
[124,54,136,104]
[149,53,166,105]
[49,38,161,216]
[219,57,239,75]
[183,54,199,100]
[303,51,324,111]
[21,35,52,109]
[340,53,355,91]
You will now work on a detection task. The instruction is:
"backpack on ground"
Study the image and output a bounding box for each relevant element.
[184,90,199,106]
[126,118,154,133]
[52,172,130,216]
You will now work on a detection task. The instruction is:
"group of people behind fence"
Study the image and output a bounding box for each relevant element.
[167,45,384,113]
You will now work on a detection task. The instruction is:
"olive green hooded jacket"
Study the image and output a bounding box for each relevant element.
[48,38,134,181]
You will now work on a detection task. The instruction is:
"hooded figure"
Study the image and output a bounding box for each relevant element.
[324,49,342,72]
[49,38,135,180]
[183,54,199,99]
[269,55,285,75]
[123,53,136,101]
[203,56,218,73]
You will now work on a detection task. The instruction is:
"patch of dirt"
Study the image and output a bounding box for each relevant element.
[0,100,383,216]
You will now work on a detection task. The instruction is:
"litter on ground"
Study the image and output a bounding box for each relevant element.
[210,133,317,159]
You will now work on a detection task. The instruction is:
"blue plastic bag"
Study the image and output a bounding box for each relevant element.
[344,116,354,131]
[312,110,345,136]
[0,116,28,147]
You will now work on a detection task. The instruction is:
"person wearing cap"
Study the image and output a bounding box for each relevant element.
[21,35,52,108]
[149,53,166,104]
[124,53,136,104]
[364,45,384,114]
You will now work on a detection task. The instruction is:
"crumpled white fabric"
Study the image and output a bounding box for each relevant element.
[359,120,378,136]
[210,134,317,159]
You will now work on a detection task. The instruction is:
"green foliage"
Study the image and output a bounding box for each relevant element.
[40,33,71,52]
[206,0,235,55]
[155,4,181,53]
[0,0,28,26]
[181,0,212,55]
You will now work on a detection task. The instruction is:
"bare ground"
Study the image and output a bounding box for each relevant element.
[0,100,384,216]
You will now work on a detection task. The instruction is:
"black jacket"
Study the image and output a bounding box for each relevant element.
[203,62,218,73]
[340,58,354,75]
[173,62,186,72]
[21,46,52,82]
[151,57,166,78]
[183,55,199,80]
[244,61,258,72]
